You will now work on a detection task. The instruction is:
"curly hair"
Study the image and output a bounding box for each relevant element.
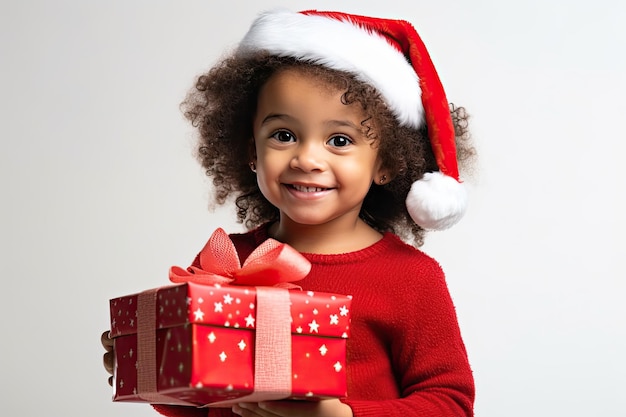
[181,53,475,246]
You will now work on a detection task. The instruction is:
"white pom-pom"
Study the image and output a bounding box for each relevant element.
[405,171,468,230]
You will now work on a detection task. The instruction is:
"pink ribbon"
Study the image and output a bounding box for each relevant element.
[136,288,196,406]
[138,228,311,406]
[169,228,310,289]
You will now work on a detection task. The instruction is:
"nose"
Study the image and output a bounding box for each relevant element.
[290,141,327,172]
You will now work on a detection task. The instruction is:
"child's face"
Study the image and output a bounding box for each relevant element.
[252,68,385,228]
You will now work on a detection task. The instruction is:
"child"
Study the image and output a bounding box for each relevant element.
[103,8,476,417]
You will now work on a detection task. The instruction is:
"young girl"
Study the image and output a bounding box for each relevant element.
[103,8,476,417]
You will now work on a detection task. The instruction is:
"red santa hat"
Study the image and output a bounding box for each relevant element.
[237,9,467,230]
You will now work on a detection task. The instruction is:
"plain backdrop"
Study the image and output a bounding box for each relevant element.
[2,1,625,416]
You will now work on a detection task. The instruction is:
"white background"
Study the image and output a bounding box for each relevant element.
[2,1,625,416]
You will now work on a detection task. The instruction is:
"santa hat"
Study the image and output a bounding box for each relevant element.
[237,9,467,230]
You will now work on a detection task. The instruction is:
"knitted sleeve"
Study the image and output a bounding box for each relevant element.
[342,258,474,417]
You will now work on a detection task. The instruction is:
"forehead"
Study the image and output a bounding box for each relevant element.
[262,66,346,96]
[256,68,366,122]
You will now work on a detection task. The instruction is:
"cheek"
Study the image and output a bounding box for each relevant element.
[254,159,280,200]
[341,155,379,180]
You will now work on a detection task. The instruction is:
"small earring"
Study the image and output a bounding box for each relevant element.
[249,161,256,172]
[379,175,387,185]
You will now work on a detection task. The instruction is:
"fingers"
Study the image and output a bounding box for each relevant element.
[232,403,277,417]
[103,350,114,375]
[101,330,113,351]
[102,330,115,379]
[232,399,352,417]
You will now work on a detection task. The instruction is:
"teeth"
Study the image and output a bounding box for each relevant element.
[293,185,326,192]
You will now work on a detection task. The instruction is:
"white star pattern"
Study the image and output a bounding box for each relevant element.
[308,319,320,333]
[112,284,353,401]
[193,308,205,321]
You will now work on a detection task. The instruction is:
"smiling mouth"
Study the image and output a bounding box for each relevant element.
[288,184,331,193]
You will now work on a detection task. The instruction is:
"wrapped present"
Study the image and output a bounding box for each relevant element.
[109,228,352,407]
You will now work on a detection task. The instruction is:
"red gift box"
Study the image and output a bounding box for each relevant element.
[108,229,351,407]
[110,283,352,406]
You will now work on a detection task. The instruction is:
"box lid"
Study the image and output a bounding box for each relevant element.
[110,283,351,339]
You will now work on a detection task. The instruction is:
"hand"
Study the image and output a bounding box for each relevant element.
[101,330,114,386]
[232,399,353,417]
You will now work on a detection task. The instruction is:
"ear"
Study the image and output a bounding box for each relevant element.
[374,165,392,185]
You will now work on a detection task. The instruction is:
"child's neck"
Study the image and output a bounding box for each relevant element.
[268,218,383,254]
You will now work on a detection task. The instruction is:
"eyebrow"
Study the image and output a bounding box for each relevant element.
[260,113,292,125]
[260,113,362,131]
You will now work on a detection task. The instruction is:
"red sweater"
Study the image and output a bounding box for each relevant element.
[154,225,474,417]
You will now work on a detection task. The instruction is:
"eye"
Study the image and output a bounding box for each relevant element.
[327,135,352,148]
[270,130,296,143]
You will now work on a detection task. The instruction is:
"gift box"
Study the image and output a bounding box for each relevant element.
[108,228,352,407]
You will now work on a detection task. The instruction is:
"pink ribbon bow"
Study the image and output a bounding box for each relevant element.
[160,228,311,406]
[169,228,310,288]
